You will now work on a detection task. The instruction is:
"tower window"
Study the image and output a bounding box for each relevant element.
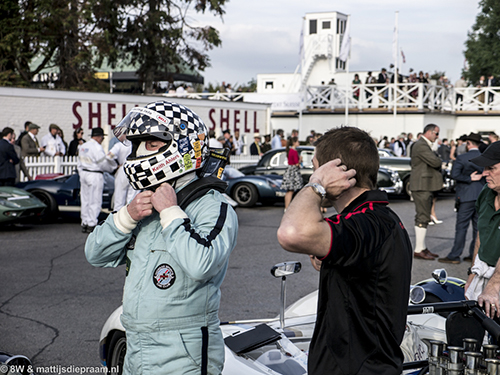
[310,19,317,34]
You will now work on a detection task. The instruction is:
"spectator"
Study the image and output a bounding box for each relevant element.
[455,76,467,104]
[438,138,451,163]
[281,136,303,211]
[208,130,223,148]
[21,123,45,157]
[250,133,262,156]
[271,129,284,149]
[464,141,500,318]
[439,133,484,264]
[0,127,19,186]
[261,134,271,154]
[365,71,376,104]
[410,124,443,260]
[9,132,31,183]
[16,121,32,148]
[68,128,85,156]
[41,124,66,156]
[233,130,244,155]
[489,132,499,144]
[222,129,234,154]
[277,126,412,375]
[393,134,407,157]
[352,73,361,100]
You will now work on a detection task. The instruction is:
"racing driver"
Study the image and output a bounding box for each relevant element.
[84,100,238,375]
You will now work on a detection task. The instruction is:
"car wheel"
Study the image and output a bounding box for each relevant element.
[404,177,411,198]
[30,190,58,220]
[232,183,259,207]
[107,331,126,374]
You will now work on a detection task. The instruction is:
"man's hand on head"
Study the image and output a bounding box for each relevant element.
[151,183,177,213]
[127,191,154,221]
[310,159,356,200]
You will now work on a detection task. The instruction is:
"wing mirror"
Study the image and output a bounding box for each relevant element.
[271,261,302,330]
[432,268,448,285]
[271,261,302,277]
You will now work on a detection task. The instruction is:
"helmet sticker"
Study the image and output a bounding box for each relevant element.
[153,263,176,290]
[130,107,171,126]
[183,153,193,170]
[193,141,201,158]
[195,157,202,169]
[178,137,192,155]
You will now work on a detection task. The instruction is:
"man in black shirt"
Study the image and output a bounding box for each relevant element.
[278,126,412,375]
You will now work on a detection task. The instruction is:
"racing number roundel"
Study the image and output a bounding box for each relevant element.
[153,264,176,290]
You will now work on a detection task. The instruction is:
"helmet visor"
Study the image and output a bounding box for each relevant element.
[113,107,174,143]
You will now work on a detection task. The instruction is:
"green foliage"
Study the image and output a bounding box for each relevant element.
[0,0,227,92]
[463,0,500,84]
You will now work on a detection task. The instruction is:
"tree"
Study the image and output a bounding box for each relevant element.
[463,0,500,84]
[0,0,227,92]
[96,0,227,94]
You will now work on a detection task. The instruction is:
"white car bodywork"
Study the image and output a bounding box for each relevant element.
[99,289,447,374]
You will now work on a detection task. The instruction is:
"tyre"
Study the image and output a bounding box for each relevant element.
[403,177,411,198]
[30,190,58,221]
[232,183,259,207]
[107,331,126,374]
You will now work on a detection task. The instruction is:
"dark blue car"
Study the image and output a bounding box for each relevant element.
[16,173,115,219]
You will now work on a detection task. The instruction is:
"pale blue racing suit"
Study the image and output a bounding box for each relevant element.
[85,181,238,375]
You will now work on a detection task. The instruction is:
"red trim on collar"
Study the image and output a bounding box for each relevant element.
[321,200,388,260]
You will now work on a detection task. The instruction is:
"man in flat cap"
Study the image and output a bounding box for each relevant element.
[21,123,45,157]
[465,141,500,318]
[439,133,485,264]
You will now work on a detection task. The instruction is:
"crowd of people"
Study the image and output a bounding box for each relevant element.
[0,121,95,185]
[377,131,499,160]
[7,105,500,374]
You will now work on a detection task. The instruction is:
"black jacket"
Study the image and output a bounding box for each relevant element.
[0,139,19,180]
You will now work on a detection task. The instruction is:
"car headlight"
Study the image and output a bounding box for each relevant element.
[266,178,281,189]
[0,197,22,208]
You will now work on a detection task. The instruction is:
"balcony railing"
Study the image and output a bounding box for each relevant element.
[163,84,500,114]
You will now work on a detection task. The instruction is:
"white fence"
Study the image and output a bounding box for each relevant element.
[21,155,260,182]
[302,83,500,113]
[165,83,500,114]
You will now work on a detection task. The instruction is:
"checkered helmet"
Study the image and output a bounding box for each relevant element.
[114,101,208,190]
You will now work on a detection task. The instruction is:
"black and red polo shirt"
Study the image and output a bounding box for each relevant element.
[309,190,412,375]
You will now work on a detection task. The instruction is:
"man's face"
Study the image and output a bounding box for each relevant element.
[426,127,440,143]
[483,162,500,192]
[30,128,39,136]
[50,128,58,136]
[145,139,166,151]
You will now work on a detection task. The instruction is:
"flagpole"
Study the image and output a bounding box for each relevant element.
[339,16,351,125]
[393,11,399,125]
[345,63,349,125]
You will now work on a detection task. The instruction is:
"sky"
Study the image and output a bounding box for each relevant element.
[192,0,481,87]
